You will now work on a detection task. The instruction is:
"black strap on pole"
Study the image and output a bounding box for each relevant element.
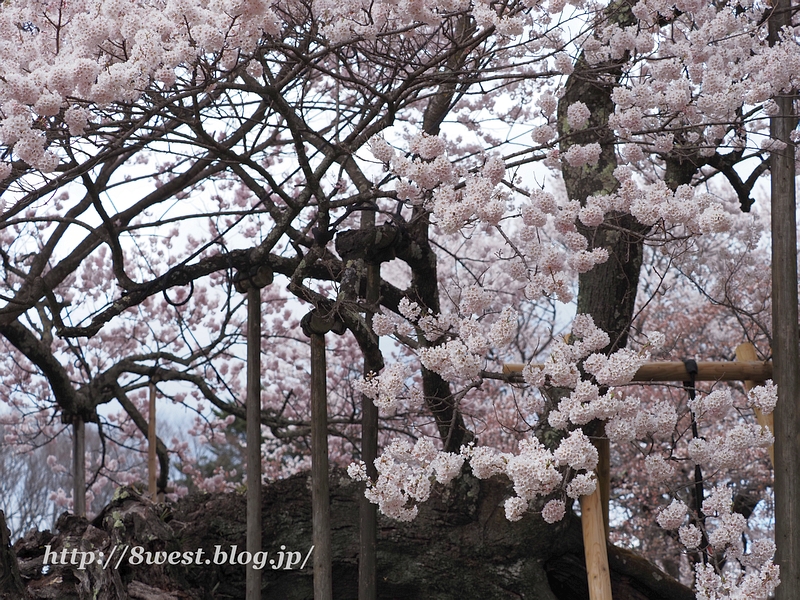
[684,359,709,564]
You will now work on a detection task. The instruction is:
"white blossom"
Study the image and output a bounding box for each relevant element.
[504,496,528,521]
[541,499,566,523]
[749,381,777,414]
[657,499,687,530]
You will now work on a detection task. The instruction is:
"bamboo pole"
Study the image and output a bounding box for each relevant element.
[246,286,263,600]
[503,360,772,382]
[148,383,157,501]
[735,343,774,466]
[72,415,86,517]
[581,484,613,600]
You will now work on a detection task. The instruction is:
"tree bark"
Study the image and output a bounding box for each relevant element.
[557,3,641,596]
[0,511,27,600]
[11,476,694,600]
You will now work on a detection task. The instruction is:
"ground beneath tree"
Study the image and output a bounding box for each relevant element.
[1,471,693,600]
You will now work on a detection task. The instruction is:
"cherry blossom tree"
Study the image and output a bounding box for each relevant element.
[0,0,796,597]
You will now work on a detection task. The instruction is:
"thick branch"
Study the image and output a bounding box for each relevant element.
[0,320,88,421]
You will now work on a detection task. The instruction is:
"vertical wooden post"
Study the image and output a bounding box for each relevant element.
[246,286,262,600]
[768,1,800,595]
[596,435,610,538]
[310,326,333,600]
[72,415,86,517]
[359,260,379,600]
[581,485,613,600]
[735,343,774,466]
[234,265,271,600]
[148,383,158,501]
[301,310,344,600]
[357,208,380,600]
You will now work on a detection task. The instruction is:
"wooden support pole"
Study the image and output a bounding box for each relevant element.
[735,343,774,466]
[505,353,776,598]
[148,383,157,501]
[768,0,800,591]
[335,220,395,600]
[596,435,610,538]
[503,360,772,382]
[72,416,86,518]
[310,328,333,600]
[246,287,262,600]
[302,310,343,600]
[359,261,379,600]
[581,483,613,600]
[234,266,272,600]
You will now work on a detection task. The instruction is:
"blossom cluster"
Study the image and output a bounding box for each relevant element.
[353,363,414,411]
[687,423,773,471]
[0,0,282,173]
[360,422,603,525]
[350,438,464,521]
[358,311,670,525]
[369,290,520,386]
[658,486,779,600]
[748,381,778,414]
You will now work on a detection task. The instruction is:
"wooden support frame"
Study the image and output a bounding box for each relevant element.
[310,330,332,600]
[502,360,772,382]
[503,356,774,600]
[359,261,380,600]
[581,486,612,600]
[767,3,799,593]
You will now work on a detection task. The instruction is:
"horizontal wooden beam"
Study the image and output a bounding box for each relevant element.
[502,361,773,383]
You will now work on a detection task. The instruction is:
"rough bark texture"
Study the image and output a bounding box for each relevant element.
[7,476,693,600]
[0,511,28,600]
[557,0,646,353]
